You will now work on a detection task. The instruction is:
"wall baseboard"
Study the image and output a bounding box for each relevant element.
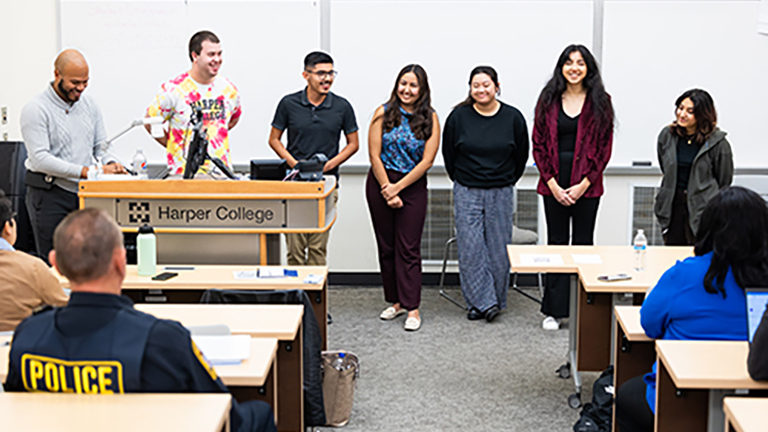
[328,272,544,288]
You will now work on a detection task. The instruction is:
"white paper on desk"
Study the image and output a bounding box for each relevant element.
[233,270,257,280]
[303,274,323,284]
[519,254,564,266]
[571,254,602,264]
[192,335,251,366]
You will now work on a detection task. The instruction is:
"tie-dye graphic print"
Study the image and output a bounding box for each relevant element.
[147,72,242,175]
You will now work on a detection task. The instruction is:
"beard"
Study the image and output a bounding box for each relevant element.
[58,80,79,103]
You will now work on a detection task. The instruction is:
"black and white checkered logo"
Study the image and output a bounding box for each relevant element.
[128,202,150,224]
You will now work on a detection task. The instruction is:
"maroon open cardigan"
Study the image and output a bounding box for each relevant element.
[532,96,613,198]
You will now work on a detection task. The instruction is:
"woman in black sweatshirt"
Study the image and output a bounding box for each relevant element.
[442,65,529,322]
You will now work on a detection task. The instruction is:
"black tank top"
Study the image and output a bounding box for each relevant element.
[557,103,579,189]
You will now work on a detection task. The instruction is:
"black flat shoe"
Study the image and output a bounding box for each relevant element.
[484,305,500,323]
[467,308,484,320]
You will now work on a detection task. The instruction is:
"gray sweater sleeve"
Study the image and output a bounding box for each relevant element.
[748,306,768,380]
[20,100,85,180]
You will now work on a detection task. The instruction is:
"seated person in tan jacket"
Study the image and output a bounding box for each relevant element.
[0,190,68,331]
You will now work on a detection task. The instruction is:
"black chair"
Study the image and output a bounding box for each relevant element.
[200,288,326,427]
[438,225,543,309]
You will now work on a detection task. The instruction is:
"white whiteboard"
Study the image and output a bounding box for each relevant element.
[603,0,768,168]
[331,0,594,166]
[60,0,320,167]
[59,0,768,169]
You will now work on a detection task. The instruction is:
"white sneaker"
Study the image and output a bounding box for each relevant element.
[404,316,421,331]
[542,316,561,330]
[380,306,407,320]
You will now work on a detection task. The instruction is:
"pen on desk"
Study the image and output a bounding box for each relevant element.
[165,266,195,271]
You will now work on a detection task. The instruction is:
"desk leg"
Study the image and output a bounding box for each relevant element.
[655,355,708,432]
[276,323,304,432]
[307,284,328,351]
[229,358,277,426]
[576,284,612,372]
[566,274,582,407]
[612,326,655,432]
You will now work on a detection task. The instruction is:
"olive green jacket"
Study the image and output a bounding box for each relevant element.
[654,126,733,235]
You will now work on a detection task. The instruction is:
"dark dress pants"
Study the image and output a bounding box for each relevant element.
[26,185,79,264]
[540,195,600,318]
[365,170,427,311]
[663,188,695,246]
[614,374,654,432]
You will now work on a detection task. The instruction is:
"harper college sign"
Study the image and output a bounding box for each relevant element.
[116,199,285,228]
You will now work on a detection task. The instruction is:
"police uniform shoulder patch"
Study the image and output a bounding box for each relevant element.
[191,340,218,381]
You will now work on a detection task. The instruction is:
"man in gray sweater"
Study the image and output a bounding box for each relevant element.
[21,49,127,263]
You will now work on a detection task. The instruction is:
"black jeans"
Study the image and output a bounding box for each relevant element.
[615,374,654,432]
[664,188,695,246]
[26,185,79,264]
[540,195,600,318]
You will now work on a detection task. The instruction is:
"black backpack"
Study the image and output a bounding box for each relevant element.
[573,366,614,432]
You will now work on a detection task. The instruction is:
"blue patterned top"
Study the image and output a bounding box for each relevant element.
[380,105,425,173]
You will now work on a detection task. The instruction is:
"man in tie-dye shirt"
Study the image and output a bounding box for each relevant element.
[145,31,241,176]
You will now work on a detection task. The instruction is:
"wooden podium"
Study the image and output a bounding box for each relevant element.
[78,178,336,265]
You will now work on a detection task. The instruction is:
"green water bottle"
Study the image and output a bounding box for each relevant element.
[137,225,157,276]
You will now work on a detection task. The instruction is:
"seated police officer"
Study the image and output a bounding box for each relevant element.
[3,208,275,432]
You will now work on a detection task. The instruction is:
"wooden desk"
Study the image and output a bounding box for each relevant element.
[56,265,329,350]
[508,245,691,408]
[0,337,277,432]
[136,304,304,432]
[0,392,231,432]
[612,306,654,432]
[723,397,768,432]
[655,340,768,432]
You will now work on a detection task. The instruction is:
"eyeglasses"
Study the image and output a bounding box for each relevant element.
[305,69,338,79]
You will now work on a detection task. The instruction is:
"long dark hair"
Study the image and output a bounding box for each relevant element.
[455,66,500,108]
[672,88,717,145]
[534,44,613,132]
[379,64,433,141]
[694,186,768,298]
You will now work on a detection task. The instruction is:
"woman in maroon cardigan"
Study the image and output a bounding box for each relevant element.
[533,44,614,330]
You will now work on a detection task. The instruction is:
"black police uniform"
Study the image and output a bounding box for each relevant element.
[4,292,275,432]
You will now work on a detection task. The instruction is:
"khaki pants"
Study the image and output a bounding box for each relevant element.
[286,189,338,265]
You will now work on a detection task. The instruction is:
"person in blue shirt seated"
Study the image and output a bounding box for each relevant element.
[615,186,768,432]
[3,208,275,432]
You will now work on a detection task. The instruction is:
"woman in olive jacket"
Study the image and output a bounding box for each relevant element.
[654,89,733,245]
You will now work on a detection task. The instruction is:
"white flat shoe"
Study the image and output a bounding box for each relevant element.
[404,316,421,331]
[380,306,407,320]
[542,316,561,330]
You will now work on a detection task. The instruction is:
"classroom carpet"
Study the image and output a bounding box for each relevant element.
[319,285,601,432]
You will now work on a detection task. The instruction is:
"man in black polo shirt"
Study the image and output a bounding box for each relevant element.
[268,51,358,266]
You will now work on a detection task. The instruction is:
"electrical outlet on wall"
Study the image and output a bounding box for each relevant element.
[1,106,7,125]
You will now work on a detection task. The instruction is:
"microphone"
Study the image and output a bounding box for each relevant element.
[136,117,165,126]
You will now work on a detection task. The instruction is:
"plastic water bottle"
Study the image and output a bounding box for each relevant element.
[137,225,157,276]
[332,352,346,371]
[633,229,647,271]
[132,149,148,177]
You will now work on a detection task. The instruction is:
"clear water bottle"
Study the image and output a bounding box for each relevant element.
[633,229,648,271]
[137,224,157,276]
[332,352,346,371]
[132,149,148,176]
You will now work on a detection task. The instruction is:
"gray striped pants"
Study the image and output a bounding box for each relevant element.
[453,182,514,312]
